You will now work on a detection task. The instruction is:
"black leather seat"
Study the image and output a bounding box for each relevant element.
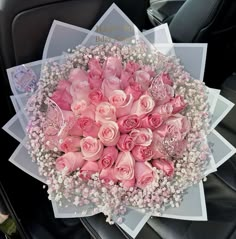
[0,0,149,238]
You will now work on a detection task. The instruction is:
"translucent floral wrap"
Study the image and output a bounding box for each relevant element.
[3,4,236,238]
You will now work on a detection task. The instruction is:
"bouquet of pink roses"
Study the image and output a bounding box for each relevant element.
[3,4,236,237]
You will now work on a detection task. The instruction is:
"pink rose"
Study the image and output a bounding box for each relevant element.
[130,95,155,116]
[80,136,104,161]
[108,90,134,118]
[158,72,173,86]
[88,90,105,105]
[80,161,99,180]
[141,65,155,77]
[59,136,81,153]
[169,96,186,114]
[120,71,134,89]
[98,121,120,146]
[135,162,154,189]
[125,61,140,74]
[117,134,135,152]
[98,146,118,169]
[132,145,154,162]
[130,128,153,146]
[117,114,140,133]
[56,152,85,174]
[151,132,167,159]
[88,73,103,90]
[80,104,96,121]
[125,82,143,101]
[101,76,121,98]
[152,158,174,176]
[68,68,88,83]
[99,167,118,184]
[71,99,88,116]
[114,152,135,181]
[141,113,163,130]
[134,70,151,91]
[121,177,135,189]
[88,58,103,76]
[95,102,116,123]
[51,80,72,111]
[152,103,173,117]
[103,57,122,78]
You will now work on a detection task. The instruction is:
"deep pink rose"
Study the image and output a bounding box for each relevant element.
[120,71,134,89]
[80,136,104,161]
[98,146,118,169]
[152,158,174,176]
[132,145,154,162]
[117,134,135,152]
[89,90,105,105]
[95,102,116,123]
[169,96,186,114]
[88,58,103,76]
[103,57,122,78]
[51,80,72,110]
[134,70,151,91]
[125,61,140,74]
[114,152,135,181]
[101,76,121,98]
[71,100,88,116]
[135,162,154,189]
[130,128,153,146]
[131,95,155,116]
[117,115,140,133]
[59,136,81,153]
[68,68,88,83]
[141,113,163,130]
[56,152,85,174]
[98,121,120,146]
[125,82,143,101]
[80,161,99,180]
[108,90,134,118]
[121,177,135,189]
[158,72,173,86]
[100,167,118,184]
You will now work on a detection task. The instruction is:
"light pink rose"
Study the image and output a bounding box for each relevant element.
[169,96,186,114]
[141,113,163,130]
[71,99,88,116]
[130,128,153,146]
[98,121,120,146]
[134,70,151,91]
[114,152,135,181]
[100,167,118,184]
[130,95,155,116]
[125,82,143,101]
[117,134,135,152]
[51,80,72,111]
[158,72,173,86]
[101,76,121,98]
[59,136,81,153]
[152,158,174,176]
[132,145,154,162]
[120,71,134,89]
[80,161,100,180]
[56,152,85,174]
[80,104,96,121]
[151,131,167,159]
[80,136,104,161]
[121,177,135,189]
[88,90,105,105]
[117,114,140,133]
[88,58,103,76]
[95,102,116,123]
[103,57,122,78]
[125,61,140,74]
[98,146,118,169]
[135,162,154,189]
[108,90,134,118]
[68,68,88,83]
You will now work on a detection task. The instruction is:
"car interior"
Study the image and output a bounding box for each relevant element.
[0,0,236,238]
